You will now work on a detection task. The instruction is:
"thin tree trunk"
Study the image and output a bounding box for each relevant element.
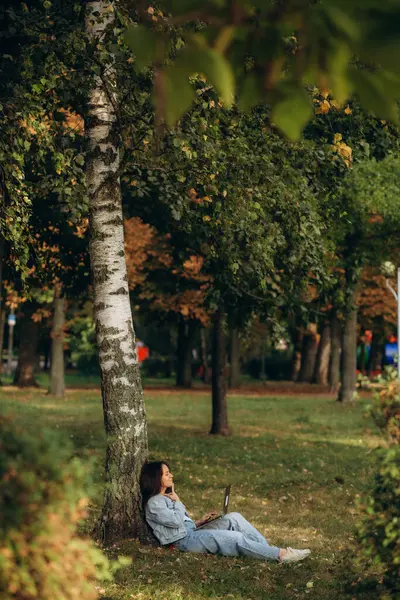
[329,312,341,392]
[200,327,211,383]
[176,316,196,388]
[14,305,39,387]
[291,328,303,381]
[298,324,318,383]
[210,307,230,435]
[0,308,5,380]
[228,327,241,388]
[0,236,4,380]
[314,324,331,385]
[338,301,358,403]
[7,309,15,376]
[368,331,384,377]
[49,286,65,397]
[86,0,148,544]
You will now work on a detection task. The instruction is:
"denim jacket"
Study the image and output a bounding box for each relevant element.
[145,494,193,545]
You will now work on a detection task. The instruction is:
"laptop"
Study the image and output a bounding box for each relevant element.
[195,485,231,530]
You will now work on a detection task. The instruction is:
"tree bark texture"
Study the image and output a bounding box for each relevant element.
[368,331,385,376]
[228,327,241,388]
[210,307,230,435]
[298,324,318,383]
[329,313,341,392]
[0,236,4,378]
[176,316,196,388]
[49,287,65,397]
[200,327,211,384]
[0,308,5,378]
[86,1,148,544]
[291,328,303,381]
[14,305,39,387]
[338,302,358,403]
[314,324,331,385]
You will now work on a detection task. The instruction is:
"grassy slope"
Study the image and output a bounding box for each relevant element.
[0,386,380,600]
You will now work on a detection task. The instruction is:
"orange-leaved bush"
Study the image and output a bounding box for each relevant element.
[0,417,119,600]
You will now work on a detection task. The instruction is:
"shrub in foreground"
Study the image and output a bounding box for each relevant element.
[357,380,400,598]
[0,417,121,600]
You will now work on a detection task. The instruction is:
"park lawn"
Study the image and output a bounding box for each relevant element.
[0,386,383,600]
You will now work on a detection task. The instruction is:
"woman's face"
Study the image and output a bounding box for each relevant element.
[160,463,173,491]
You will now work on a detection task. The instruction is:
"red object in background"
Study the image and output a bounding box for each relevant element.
[136,341,149,362]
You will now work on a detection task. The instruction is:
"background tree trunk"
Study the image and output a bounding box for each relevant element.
[0,308,5,380]
[14,305,39,387]
[210,307,230,435]
[200,327,211,384]
[0,236,4,380]
[86,0,148,544]
[291,327,303,381]
[368,331,385,377]
[176,316,196,388]
[338,302,358,403]
[49,286,65,397]
[329,312,341,392]
[298,324,318,383]
[228,327,241,388]
[314,324,331,385]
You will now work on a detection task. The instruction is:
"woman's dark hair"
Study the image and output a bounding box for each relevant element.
[140,461,169,509]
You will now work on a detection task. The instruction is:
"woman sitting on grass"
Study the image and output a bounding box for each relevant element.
[140,461,311,564]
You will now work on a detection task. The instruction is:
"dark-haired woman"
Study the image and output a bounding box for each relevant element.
[140,461,311,563]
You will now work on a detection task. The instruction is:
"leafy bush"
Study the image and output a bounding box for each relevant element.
[369,379,400,444]
[69,315,100,375]
[357,378,400,598]
[0,417,123,600]
[357,447,400,597]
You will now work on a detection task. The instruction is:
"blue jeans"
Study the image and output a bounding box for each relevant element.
[175,512,280,561]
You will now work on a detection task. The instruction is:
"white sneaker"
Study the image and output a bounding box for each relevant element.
[279,547,311,563]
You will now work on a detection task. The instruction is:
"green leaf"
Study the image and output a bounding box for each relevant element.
[162,67,196,127]
[238,74,262,112]
[327,42,353,104]
[324,5,361,41]
[271,85,313,141]
[176,43,234,107]
[351,70,399,123]
[124,25,157,71]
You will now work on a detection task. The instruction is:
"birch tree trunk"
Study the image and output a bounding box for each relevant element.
[210,306,231,435]
[49,285,65,397]
[86,1,148,544]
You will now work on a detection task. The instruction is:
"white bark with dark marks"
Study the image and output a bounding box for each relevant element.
[86,0,148,544]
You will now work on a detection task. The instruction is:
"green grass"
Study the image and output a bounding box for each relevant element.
[0,386,382,600]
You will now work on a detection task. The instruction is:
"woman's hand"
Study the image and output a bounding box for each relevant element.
[165,483,180,503]
[195,511,219,527]
[202,511,218,521]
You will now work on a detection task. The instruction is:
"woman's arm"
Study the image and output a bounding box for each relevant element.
[146,496,187,528]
